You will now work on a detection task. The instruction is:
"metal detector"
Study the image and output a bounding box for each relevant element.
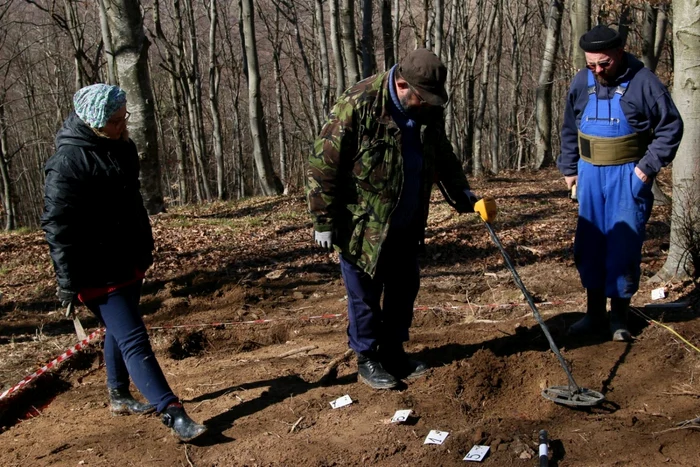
[481,218,604,407]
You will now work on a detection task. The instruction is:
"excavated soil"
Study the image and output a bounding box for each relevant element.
[1,168,699,466]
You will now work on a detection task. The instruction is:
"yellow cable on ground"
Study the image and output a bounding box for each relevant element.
[631,307,700,355]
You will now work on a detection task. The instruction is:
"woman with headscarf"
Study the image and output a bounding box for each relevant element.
[41,84,207,442]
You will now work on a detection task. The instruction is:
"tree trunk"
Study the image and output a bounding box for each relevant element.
[533,0,563,169]
[490,5,502,174]
[657,0,700,280]
[97,0,117,84]
[381,0,395,69]
[104,0,165,214]
[472,2,497,177]
[329,0,346,97]
[360,0,375,78]
[153,0,189,204]
[340,0,360,85]
[183,0,212,201]
[315,0,331,117]
[444,0,458,154]
[0,98,15,231]
[434,0,444,59]
[208,0,225,200]
[392,0,400,63]
[240,0,283,195]
[570,0,590,72]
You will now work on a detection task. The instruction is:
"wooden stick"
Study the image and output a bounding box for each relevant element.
[319,349,354,384]
[278,345,317,358]
[289,416,304,433]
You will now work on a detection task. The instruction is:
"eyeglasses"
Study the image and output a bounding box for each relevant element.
[108,110,130,125]
[586,60,612,70]
[407,82,428,106]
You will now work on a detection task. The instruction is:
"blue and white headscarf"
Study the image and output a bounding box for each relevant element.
[73,84,127,128]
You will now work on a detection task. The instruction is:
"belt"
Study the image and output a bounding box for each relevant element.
[578,130,650,166]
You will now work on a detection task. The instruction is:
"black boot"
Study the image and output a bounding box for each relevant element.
[109,387,155,415]
[381,344,428,380]
[357,352,399,389]
[610,297,632,342]
[568,288,608,336]
[161,403,208,442]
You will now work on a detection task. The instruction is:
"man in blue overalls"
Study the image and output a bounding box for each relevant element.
[557,25,683,341]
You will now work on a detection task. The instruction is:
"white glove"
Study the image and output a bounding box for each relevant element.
[464,189,479,207]
[314,231,333,250]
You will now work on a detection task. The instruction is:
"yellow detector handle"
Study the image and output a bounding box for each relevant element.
[474,197,498,223]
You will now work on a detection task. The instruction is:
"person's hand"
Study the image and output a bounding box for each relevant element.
[634,166,650,184]
[57,287,77,308]
[314,231,333,250]
[564,175,578,190]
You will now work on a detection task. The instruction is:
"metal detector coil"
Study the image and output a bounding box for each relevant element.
[542,386,605,407]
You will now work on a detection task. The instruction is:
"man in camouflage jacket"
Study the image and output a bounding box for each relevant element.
[306,49,482,389]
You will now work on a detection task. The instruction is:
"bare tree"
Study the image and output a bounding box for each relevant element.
[360,0,375,77]
[381,0,395,69]
[657,0,699,280]
[340,0,360,84]
[329,0,345,97]
[472,0,497,177]
[104,0,165,214]
[240,0,283,195]
[97,0,117,84]
[570,0,590,72]
[533,0,563,169]
[207,0,225,199]
[315,0,331,117]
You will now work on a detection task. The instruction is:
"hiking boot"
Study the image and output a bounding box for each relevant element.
[381,345,429,380]
[357,353,399,389]
[568,288,608,336]
[610,297,632,342]
[161,403,208,442]
[109,387,155,415]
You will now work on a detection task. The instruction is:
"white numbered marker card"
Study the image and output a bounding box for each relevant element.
[391,409,412,423]
[463,445,490,462]
[329,394,353,409]
[424,430,449,445]
[651,287,666,300]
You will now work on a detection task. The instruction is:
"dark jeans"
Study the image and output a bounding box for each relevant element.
[85,281,178,413]
[339,235,420,354]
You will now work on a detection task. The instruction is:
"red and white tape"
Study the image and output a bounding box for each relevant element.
[0,328,105,402]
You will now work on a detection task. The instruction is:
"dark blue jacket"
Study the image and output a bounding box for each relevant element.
[557,53,683,177]
[41,112,154,291]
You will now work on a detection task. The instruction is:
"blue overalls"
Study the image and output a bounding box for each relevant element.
[575,70,654,298]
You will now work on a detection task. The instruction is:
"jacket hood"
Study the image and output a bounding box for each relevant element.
[55,111,105,150]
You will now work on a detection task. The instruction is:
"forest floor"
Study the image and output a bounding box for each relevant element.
[0,168,699,466]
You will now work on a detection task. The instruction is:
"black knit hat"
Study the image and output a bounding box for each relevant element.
[398,48,448,106]
[579,25,623,52]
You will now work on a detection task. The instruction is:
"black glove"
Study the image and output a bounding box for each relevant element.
[57,287,77,308]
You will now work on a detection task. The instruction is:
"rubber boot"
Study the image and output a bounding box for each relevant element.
[568,288,608,336]
[610,297,632,342]
[381,344,428,380]
[356,352,399,389]
[161,403,208,442]
[109,387,155,415]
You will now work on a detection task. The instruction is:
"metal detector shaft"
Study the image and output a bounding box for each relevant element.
[482,221,581,393]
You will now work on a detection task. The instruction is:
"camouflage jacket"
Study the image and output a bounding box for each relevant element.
[306,71,473,277]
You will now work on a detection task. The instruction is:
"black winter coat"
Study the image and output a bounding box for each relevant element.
[41,112,154,291]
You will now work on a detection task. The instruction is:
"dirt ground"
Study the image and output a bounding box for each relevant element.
[1,168,699,466]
